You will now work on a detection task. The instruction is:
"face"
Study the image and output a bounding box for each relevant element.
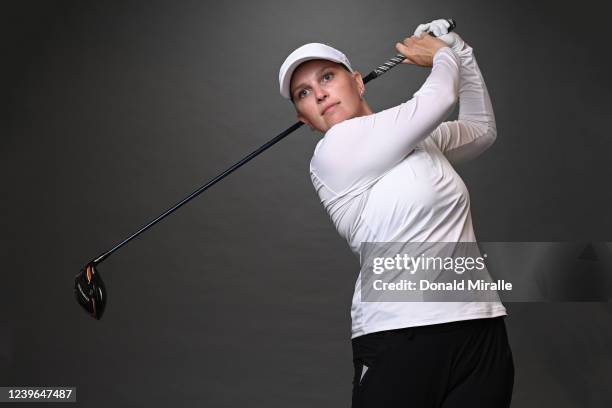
[290,59,370,133]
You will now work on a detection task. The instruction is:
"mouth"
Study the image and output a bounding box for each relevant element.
[322,102,339,116]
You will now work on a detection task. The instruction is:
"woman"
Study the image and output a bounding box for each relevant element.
[278,19,514,407]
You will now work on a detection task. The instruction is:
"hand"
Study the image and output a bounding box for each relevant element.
[395,32,448,67]
[414,18,465,54]
[413,19,452,37]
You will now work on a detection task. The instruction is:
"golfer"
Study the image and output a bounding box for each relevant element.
[278,19,514,407]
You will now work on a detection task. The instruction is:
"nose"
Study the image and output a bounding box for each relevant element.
[314,85,329,103]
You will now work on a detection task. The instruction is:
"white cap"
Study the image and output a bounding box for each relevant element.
[278,42,353,100]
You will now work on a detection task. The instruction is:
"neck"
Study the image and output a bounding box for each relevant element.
[359,100,373,116]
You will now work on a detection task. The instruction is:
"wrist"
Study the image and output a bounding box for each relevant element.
[433,46,452,59]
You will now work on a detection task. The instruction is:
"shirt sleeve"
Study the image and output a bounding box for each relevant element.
[310,47,460,196]
[428,42,497,165]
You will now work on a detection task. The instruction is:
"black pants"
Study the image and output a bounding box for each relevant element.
[351,316,514,408]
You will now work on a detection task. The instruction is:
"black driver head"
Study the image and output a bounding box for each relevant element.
[74,263,107,320]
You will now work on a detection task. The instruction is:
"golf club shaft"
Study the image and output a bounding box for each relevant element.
[92,121,304,264]
[90,19,455,266]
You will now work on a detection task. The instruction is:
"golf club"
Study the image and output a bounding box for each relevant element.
[74,19,457,320]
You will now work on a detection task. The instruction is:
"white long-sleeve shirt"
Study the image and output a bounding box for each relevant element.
[309,46,507,339]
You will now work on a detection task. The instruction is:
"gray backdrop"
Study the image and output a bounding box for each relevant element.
[3,0,612,407]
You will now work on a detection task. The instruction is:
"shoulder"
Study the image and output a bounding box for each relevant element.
[309,119,354,178]
[311,117,362,159]
[310,107,403,170]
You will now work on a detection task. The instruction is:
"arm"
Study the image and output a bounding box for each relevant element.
[311,47,460,195]
[429,35,497,165]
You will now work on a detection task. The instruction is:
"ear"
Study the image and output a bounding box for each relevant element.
[352,71,366,97]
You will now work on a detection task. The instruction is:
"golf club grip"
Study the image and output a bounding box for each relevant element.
[362,18,456,84]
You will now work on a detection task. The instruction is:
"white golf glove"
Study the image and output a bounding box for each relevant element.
[414,19,466,54]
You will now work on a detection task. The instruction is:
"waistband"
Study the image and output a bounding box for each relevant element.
[353,316,506,343]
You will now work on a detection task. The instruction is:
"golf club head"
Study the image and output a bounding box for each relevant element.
[74,263,107,320]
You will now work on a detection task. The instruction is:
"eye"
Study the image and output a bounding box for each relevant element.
[322,72,334,82]
[297,88,310,99]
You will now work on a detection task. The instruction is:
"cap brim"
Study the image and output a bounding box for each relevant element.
[280,56,351,100]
